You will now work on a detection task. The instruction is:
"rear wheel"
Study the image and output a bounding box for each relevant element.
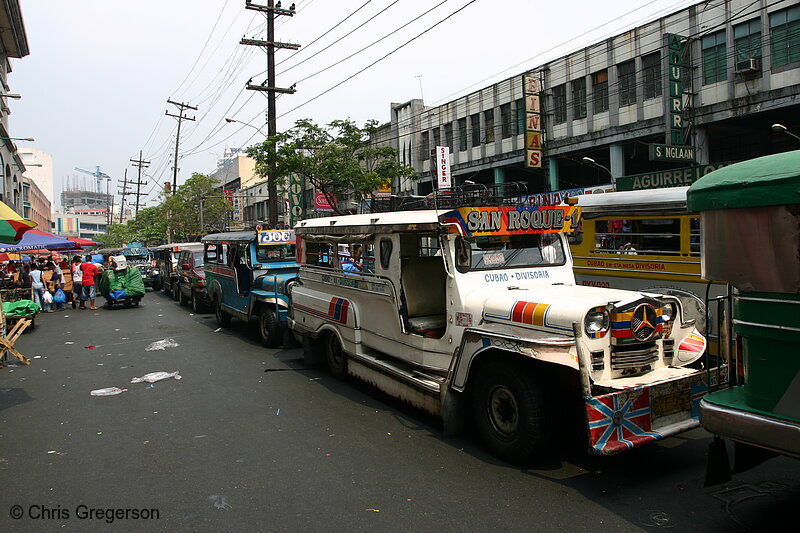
[325,333,348,379]
[472,361,550,465]
[214,296,231,327]
[179,288,189,306]
[258,308,282,348]
[172,281,180,301]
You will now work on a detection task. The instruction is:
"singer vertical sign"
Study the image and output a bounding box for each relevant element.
[436,145,451,189]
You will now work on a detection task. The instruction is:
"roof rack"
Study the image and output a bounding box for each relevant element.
[367,182,529,213]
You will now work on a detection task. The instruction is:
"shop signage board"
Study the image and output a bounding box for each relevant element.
[436,145,451,189]
[616,162,733,191]
[649,143,695,162]
[524,74,543,168]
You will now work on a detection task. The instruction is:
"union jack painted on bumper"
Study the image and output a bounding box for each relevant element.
[585,373,715,455]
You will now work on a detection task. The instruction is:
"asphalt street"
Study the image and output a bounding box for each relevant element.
[1,290,798,532]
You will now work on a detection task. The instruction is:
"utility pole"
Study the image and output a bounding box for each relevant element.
[118,168,131,224]
[166,99,197,194]
[129,150,150,216]
[243,0,299,227]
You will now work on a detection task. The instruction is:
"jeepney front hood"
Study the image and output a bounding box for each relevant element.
[474,284,646,334]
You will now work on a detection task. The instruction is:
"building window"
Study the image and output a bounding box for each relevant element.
[702,30,728,84]
[515,98,525,135]
[432,127,441,148]
[592,70,609,113]
[500,103,512,138]
[770,6,800,67]
[420,131,429,161]
[552,84,567,124]
[734,18,762,65]
[444,123,453,151]
[572,78,586,119]
[471,113,481,147]
[642,52,662,99]
[458,117,467,151]
[618,60,636,106]
[484,109,495,143]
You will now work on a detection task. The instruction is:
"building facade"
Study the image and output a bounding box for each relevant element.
[22,176,51,230]
[0,0,29,214]
[18,147,54,211]
[385,0,800,197]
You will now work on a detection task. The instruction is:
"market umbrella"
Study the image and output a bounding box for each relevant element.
[0,200,36,245]
[0,229,76,253]
[67,236,100,247]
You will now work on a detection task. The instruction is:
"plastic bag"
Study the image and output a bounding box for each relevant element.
[145,338,180,351]
[42,291,53,304]
[109,289,126,300]
[53,288,66,304]
[90,387,127,396]
[130,371,182,384]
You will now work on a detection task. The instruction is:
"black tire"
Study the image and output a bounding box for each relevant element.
[179,288,189,306]
[172,281,180,301]
[258,307,282,348]
[215,296,231,327]
[472,361,550,465]
[324,332,348,379]
[152,278,162,292]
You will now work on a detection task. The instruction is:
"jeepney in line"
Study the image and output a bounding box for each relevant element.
[202,230,300,348]
[289,204,714,463]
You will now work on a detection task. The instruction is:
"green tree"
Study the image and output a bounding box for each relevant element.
[247,118,417,215]
[162,173,229,240]
[99,206,166,247]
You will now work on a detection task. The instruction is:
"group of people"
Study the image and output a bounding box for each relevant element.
[2,255,102,311]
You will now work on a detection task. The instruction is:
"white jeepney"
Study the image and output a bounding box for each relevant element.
[289,204,713,463]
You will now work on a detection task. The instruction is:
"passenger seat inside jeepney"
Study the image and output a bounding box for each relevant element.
[399,256,447,338]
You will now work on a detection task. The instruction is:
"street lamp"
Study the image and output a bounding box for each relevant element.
[772,123,800,143]
[0,93,21,99]
[582,156,615,185]
[0,137,34,142]
[225,117,267,137]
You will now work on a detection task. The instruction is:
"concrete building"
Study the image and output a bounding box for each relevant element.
[0,1,29,214]
[22,176,51,230]
[18,147,54,211]
[383,0,800,198]
[208,148,265,230]
[54,209,110,241]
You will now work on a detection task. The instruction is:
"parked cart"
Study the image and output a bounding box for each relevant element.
[97,256,146,309]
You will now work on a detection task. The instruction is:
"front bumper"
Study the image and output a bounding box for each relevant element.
[585,369,717,455]
[700,388,800,458]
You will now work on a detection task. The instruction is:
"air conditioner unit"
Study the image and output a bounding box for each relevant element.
[735,58,759,74]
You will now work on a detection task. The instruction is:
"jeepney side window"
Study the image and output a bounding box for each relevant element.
[336,241,375,274]
[305,241,334,269]
[419,236,441,257]
[379,238,392,269]
[205,244,225,264]
[690,217,700,255]
[595,218,681,255]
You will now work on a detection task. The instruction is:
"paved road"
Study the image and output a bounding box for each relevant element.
[1,291,798,532]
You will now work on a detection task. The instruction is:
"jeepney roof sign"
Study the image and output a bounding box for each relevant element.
[257,229,296,245]
[440,206,581,237]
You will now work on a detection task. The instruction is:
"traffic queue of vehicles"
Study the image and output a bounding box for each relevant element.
[125,156,797,471]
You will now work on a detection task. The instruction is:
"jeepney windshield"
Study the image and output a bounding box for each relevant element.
[256,243,295,263]
[123,254,150,263]
[455,233,566,272]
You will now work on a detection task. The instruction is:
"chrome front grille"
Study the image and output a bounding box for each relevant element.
[611,342,658,370]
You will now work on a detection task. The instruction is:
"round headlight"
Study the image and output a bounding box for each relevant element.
[662,302,676,322]
[584,308,610,335]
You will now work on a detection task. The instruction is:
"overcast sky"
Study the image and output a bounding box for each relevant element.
[9,0,697,211]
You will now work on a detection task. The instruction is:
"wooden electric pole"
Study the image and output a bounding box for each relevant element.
[117,168,131,224]
[166,99,197,195]
[129,150,150,216]
[243,0,299,227]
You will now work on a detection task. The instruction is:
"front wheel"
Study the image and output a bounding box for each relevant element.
[472,362,550,465]
[259,308,282,348]
[179,288,189,306]
[325,332,348,379]
[191,291,205,314]
[214,296,231,327]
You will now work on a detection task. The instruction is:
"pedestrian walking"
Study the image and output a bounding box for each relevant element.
[70,255,83,309]
[79,255,99,310]
[29,263,51,312]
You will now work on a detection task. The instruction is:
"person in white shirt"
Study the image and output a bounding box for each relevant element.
[71,255,83,310]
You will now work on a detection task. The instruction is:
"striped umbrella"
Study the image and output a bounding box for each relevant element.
[0,200,36,244]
